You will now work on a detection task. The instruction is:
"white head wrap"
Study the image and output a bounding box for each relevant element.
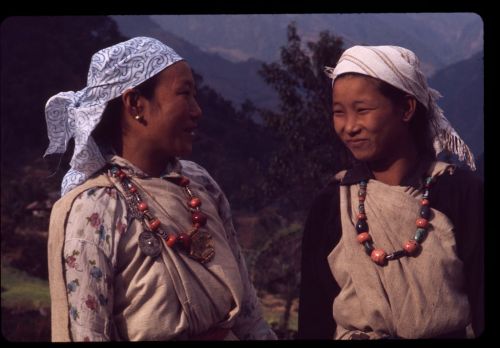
[44,37,183,196]
[325,45,476,171]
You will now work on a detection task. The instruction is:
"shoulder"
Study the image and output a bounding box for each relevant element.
[64,186,129,251]
[435,166,483,194]
[180,160,214,183]
[307,179,341,221]
[67,186,127,223]
[431,166,483,225]
[180,160,222,196]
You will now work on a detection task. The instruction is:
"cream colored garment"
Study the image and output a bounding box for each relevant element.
[48,156,275,341]
[328,162,471,339]
[109,165,243,340]
[48,175,114,342]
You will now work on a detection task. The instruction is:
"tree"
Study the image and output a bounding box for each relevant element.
[258,22,350,215]
[252,223,302,338]
[249,23,351,338]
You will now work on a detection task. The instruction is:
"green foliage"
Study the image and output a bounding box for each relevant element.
[252,223,302,295]
[251,222,302,334]
[1,264,50,311]
[186,75,276,211]
[258,22,350,212]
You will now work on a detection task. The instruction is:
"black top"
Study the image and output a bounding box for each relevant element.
[297,164,484,339]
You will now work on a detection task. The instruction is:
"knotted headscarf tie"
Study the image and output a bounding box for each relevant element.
[44,37,183,196]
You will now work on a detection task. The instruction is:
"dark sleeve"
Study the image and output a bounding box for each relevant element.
[297,182,342,340]
[431,168,484,337]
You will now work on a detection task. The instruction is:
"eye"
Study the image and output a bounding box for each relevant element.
[357,108,371,114]
[333,110,344,117]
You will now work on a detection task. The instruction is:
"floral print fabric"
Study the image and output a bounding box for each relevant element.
[63,186,128,341]
[63,157,276,341]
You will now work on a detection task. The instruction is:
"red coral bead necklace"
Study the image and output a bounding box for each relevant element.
[110,165,215,264]
[355,176,435,266]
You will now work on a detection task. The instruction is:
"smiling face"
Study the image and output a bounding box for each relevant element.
[332,74,413,164]
[139,60,202,159]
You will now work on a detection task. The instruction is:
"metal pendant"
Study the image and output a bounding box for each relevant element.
[188,229,215,264]
[138,231,162,258]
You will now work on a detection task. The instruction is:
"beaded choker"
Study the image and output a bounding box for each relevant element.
[355,176,435,266]
[110,165,215,264]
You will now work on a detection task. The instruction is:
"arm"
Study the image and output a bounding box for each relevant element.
[297,182,342,339]
[63,187,128,341]
[432,169,484,337]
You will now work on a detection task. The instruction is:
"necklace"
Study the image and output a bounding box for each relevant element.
[355,176,435,266]
[109,165,215,264]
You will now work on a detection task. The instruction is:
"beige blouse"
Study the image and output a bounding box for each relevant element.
[329,162,471,339]
[48,155,276,341]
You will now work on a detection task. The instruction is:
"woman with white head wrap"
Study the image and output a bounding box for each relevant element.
[298,45,483,339]
[46,37,276,341]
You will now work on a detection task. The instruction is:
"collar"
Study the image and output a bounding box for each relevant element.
[107,154,183,179]
[340,158,435,187]
[340,163,374,185]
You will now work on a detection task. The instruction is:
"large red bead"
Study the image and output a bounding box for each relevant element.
[192,211,207,226]
[118,171,127,180]
[356,232,371,244]
[358,195,365,202]
[371,249,386,265]
[403,240,419,255]
[149,218,161,231]
[188,197,202,208]
[416,218,429,228]
[129,185,137,193]
[166,234,177,248]
[420,199,430,206]
[178,232,191,249]
[137,202,148,212]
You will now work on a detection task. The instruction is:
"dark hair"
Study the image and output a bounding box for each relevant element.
[374,77,435,159]
[92,74,161,153]
[335,73,435,161]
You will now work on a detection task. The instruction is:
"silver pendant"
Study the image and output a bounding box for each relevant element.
[188,229,215,264]
[138,231,161,258]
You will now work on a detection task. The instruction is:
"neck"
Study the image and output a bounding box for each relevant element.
[368,144,419,186]
[120,140,174,177]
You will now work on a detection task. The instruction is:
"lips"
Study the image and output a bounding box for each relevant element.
[345,139,368,148]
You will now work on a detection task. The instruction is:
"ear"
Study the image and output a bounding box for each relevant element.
[402,95,417,122]
[122,88,144,117]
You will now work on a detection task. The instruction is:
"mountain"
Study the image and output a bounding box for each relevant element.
[113,15,484,166]
[429,51,484,159]
[150,13,483,75]
[111,15,278,112]
[0,16,275,211]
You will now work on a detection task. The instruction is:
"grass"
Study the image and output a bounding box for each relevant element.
[260,292,298,332]
[1,263,50,311]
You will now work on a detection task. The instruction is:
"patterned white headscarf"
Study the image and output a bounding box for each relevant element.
[325,45,476,171]
[44,37,183,196]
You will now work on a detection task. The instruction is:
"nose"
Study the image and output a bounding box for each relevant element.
[344,113,360,136]
[191,98,202,119]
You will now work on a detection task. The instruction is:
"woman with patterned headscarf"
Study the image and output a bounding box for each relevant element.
[298,45,483,339]
[46,37,277,341]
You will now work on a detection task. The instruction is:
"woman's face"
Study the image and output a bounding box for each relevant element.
[332,75,411,163]
[141,61,202,158]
